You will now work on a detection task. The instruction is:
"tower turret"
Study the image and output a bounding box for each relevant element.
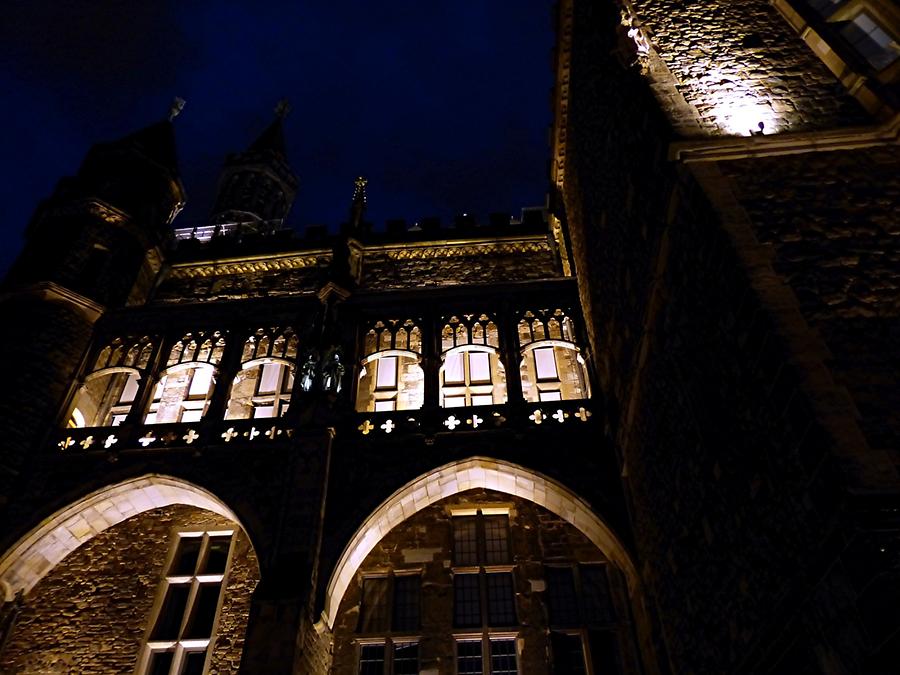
[0,105,186,508]
[5,108,186,307]
[209,101,298,234]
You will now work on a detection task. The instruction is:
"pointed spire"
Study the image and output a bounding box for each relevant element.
[248,100,290,155]
[349,176,368,230]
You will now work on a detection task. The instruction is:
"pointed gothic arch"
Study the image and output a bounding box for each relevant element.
[322,457,641,629]
[0,475,244,602]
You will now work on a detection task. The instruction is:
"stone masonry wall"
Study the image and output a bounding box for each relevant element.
[359,244,559,290]
[631,0,870,134]
[0,298,93,510]
[723,147,900,455]
[330,489,635,675]
[1,504,258,674]
[559,0,892,671]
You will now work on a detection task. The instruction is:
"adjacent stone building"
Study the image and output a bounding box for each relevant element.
[0,0,898,673]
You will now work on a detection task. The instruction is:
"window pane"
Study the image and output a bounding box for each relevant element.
[538,390,562,402]
[202,536,232,575]
[359,578,390,633]
[258,363,282,394]
[486,572,516,626]
[188,367,213,398]
[588,630,621,674]
[444,352,465,384]
[147,650,175,675]
[545,567,579,627]
[581,565,615,624]
[551,633,587,675]
[120,371,141,403]
[444,395,466,408]
[374,399,396,412]
[457,640,483,675]
[184,582,223,638]
[453,517,479,566]
[181,650,208,675]
[490,638,518,675]
[171,537,202,576]
[358,643,386,675]
[534,347,559,380]
[469,351,491,383]
[483,516,510,564]
[453,574,482,628]
[392,576,421,632]
[393,642,419,675]
[180,408,204,423]
[471,394,494,406]
[375,356,398,389]
[151,583,190,639]
[253,404,276,418]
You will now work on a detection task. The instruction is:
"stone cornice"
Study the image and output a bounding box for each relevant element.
[371,236,552,260]
[168,250,331,279]
[0,282,105,323]
[670,113,900,163]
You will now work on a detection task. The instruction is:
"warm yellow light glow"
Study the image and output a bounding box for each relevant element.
[715,98,778,136]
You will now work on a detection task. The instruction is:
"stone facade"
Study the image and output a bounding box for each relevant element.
[331,489,638,675]
[1,505,258,674]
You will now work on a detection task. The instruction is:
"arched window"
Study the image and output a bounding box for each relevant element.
[518,310,590,402]
[225,328,298,420]
[356,319,424,412]
[67,336,153,427]
[145,332,225,424]
[440,315,507,408]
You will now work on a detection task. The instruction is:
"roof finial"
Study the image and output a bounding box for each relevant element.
[274,99,291,119]
[168,97,186,122]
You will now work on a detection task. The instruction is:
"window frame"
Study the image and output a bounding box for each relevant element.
[440,345,506,408]
[355,571,423,675]
[136,529,235,675]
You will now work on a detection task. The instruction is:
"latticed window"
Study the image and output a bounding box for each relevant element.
[356,573,421,674]
[225,327,298,419]
[67,336,153,427]
[451,509,518,674]
[140,531,233,675]
[356,319,424,412]
[546,564,622,675]
[518,309,590,402]
[440,314,507,408]
[145,332,225,424]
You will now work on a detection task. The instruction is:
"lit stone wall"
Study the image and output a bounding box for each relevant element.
[359,242,559,290]
[330,489,636,675]
[629,0,870,134]
[555,0,897,670]
[0,505,258,674]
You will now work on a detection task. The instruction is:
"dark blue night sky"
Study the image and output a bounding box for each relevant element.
[0,1,555,276]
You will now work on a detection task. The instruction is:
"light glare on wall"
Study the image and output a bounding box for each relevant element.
[713,98,777,136]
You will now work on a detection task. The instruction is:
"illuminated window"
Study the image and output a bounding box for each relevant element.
[66,336,153,427]
[839,12,899,70]
[440,315,507,407]
[145,332,225,424]
[356,573,421,674]
[140,531,233,675]
[356,319,424,412]
[518,310,590,402]
[225,328,298,420]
